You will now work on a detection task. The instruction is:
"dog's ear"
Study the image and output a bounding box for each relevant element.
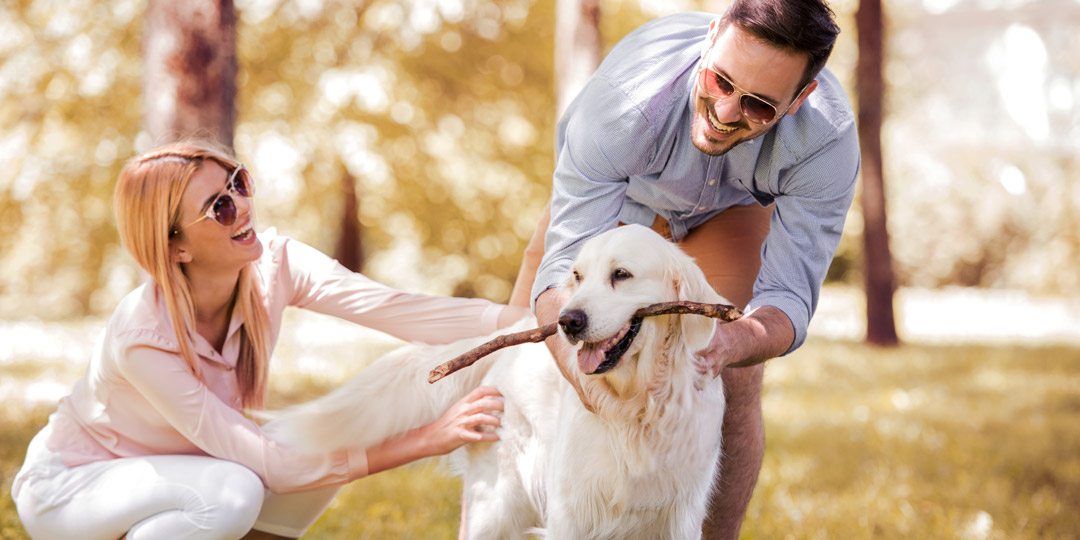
[670,251,727,351]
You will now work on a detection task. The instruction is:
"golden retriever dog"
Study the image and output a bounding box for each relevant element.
[263,224,728,539]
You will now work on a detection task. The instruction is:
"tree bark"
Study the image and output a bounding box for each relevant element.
[554,0,601,117]
[335,170,364,272]
[144,0,238,150]
[428,301,743,383]
[856,0,900,346]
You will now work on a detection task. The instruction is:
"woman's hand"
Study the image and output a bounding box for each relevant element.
[365,386,505,475]
[419,386,504,456]
[497,305,533,329]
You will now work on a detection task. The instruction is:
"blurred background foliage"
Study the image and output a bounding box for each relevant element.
[1,0,1078,321]
[2,3,1079,538]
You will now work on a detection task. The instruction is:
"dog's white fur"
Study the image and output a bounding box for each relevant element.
[262,225,728,539]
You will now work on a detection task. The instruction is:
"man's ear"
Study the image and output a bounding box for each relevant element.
[786,79,819,117]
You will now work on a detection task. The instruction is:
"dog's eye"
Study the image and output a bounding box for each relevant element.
[572,270,582,284]
[610,268,632,285]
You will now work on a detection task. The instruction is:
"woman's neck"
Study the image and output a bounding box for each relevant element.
[186,266,242,350]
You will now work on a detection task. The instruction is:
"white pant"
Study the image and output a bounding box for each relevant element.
[13,428,339,539]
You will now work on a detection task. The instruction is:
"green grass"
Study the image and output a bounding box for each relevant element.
[743,341,1080,540]
[3,339,1079,539]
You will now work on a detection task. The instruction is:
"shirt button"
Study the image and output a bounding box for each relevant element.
[707,178,717,186]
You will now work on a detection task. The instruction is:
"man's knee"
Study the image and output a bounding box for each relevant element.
[677,204,772,308]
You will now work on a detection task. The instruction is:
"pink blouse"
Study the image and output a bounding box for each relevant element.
[31,229,506,494]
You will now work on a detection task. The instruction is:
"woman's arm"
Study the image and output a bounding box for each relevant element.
[365,386,504,475]
[116,344,366,493]
[282,237,528,344]
[496,305,532,329]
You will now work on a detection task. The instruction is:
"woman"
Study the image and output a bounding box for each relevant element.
[12,142,525,539]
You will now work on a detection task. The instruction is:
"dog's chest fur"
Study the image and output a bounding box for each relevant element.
[546,369,725,538]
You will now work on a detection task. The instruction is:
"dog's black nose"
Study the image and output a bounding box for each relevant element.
[559,309,588,338]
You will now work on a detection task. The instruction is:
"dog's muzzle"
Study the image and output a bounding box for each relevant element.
[561,309,644,375]
[592,317,643,374]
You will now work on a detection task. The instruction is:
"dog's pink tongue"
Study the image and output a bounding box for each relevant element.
[578,345,605,374]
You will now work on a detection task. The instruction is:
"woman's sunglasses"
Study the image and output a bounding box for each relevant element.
[170,163,254,237]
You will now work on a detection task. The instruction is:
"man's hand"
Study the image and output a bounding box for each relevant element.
[534,287,597,412]
[693,305,796,376]
[533,287,568,327]
[535,287,575,371]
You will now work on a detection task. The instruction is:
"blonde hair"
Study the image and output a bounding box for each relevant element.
[114,141,270,409]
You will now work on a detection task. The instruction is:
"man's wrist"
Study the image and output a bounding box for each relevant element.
[716,305,795,369]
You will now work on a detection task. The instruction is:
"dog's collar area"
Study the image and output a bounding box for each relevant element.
[593,317,644,374]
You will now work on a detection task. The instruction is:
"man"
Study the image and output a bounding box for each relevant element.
[508,1,858,537]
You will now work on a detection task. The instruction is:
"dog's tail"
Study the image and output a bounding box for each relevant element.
[258,328,516,452]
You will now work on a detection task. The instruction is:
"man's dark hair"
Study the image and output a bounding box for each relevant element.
[721,0,840,94]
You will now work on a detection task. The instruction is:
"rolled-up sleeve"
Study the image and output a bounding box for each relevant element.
[279,237,504,344]
[747,123,859,353]
[114,339,367,493]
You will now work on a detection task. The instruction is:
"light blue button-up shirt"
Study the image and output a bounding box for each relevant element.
[533,12,859,353]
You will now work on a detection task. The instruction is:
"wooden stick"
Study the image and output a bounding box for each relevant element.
[427,301,742,383]
[633,301,743,322]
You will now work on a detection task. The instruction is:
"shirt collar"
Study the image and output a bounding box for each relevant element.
[193,306,245,369]
[151,284,244,370]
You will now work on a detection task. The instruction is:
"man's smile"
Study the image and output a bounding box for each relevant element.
[705,108,739,135]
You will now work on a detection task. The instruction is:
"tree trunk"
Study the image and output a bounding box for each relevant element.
[144,0,237,150]
[856,0,900,346]
[554,0,601,117]
[335,170,364,272]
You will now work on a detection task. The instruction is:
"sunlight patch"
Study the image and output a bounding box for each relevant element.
[961,510,993,540]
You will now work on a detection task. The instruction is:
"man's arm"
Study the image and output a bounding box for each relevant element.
[694,305,794,375]
[531,74,658,308]
[753,104,861,350]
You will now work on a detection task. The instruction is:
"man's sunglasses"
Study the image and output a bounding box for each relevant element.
[170,164,254,237]
[697,65,787,125]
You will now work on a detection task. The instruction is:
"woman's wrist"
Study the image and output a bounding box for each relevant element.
[364,425,438,476]
[497,305,531,329]
[411,422,442,456]
[363,386,503,476]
